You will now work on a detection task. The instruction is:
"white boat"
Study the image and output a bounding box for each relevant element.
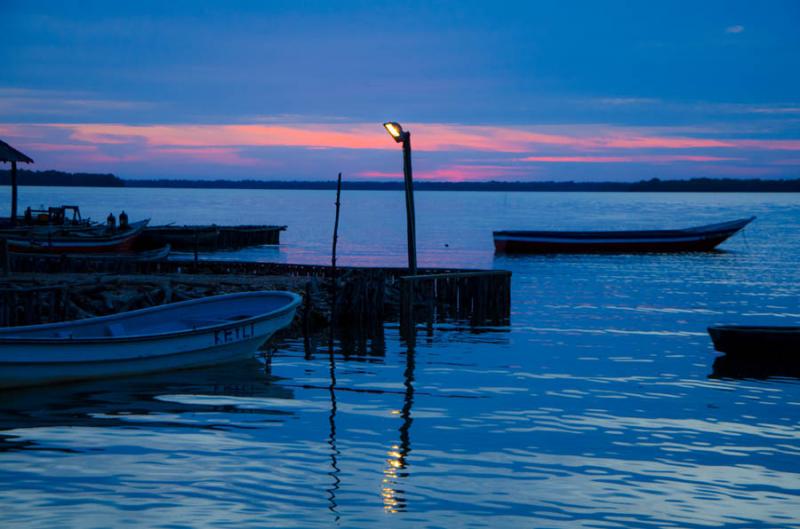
[0,291,302,389]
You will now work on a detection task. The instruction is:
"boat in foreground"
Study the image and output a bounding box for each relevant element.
[708,325,800,357]
[493,217,755,254]
[0,290,301,389]
[11,244,172,263]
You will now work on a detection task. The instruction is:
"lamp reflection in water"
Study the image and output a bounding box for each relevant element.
[326,338,341,521]
[382,336,416,513]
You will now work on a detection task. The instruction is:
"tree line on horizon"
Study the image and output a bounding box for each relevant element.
[0,169,124,187]
[3,169,800,192]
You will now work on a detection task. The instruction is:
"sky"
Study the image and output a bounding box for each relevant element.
[1,0,799,182]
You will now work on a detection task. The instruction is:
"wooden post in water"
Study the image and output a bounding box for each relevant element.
[330,172,343,329]
[193,229,199,271]
[0,238,8,276]
[401,133,417,275]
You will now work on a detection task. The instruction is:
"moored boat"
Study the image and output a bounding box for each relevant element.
[3,219,149,253]
[0,290,301,389]
[708,325,800,357]
[493,217,755,254]
[10,243,171,263]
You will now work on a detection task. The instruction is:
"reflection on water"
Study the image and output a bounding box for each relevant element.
[325,339,341,522]
[1,323,799,527]
[711,353,800,380]
[382,339,415,513]
[0,358,289,440]
[0,190,799,528]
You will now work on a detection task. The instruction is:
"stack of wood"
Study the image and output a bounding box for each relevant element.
[0,273,330,332]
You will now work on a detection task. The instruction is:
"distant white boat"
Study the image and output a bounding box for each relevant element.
[0,291,301,389]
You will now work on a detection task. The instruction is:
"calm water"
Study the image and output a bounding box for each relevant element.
[1,187,799,528]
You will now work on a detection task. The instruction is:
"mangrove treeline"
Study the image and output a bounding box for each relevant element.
[3,170,800,192]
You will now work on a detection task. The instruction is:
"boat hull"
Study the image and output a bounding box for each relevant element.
[0,291,300,389]
[708,325,800,357]
[11,244,171,263]
[493,217,754,254]
[4,220,149,254]
[0,336,272,389]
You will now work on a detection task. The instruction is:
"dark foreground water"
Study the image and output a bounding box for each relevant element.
[1,188,799,528]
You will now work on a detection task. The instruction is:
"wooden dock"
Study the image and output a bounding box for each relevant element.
[0,257,511,333]
[141,224,286,251]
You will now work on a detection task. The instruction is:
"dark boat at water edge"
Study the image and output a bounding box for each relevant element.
[708,325,800,357]
[142,224,286,251]
[493,217,755,254]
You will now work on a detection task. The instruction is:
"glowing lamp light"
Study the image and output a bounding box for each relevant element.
[383,122,406,143]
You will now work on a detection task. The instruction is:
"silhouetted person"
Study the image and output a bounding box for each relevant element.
[119,210,129,230]
[107,212,116,232]
[24,207,32,225]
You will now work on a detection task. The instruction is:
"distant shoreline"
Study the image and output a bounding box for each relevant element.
[3,169,800,192]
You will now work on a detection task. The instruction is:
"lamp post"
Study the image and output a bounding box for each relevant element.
[383,122,417,275]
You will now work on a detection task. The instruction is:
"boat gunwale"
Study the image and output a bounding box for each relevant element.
[0,290,302,345]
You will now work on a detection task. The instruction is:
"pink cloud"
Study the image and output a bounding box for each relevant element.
[15,122,798,157]
[23,143,98,153]
[416,164,529,182]
[519,154,740,163]
[151,147,259,166]
[50,145,257,167]
[356,170,403,178]
[520,156,630,163]
[735,139,800,151]
[2,120,798,181]
[598,136,734,149]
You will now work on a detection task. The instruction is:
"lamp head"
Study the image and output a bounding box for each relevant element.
[383,122,406,143]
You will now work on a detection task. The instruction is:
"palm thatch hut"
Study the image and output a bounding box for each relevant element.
[0,139,34,226]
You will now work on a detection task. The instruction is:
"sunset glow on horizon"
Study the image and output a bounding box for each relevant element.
[1,120,798,181]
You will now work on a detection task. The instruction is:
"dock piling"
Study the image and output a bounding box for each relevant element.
[1,260,511,331]
[0,239,8,276]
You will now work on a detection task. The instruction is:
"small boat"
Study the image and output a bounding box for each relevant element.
[3,219,149,253]
[493,217,755,254]
[708,325,800,357]
[0,290,301,389]
[11,244,171,263]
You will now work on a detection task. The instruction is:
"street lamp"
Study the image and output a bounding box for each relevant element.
[383,122,417,274]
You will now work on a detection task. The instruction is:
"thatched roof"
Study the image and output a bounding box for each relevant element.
[0,139,34,164]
